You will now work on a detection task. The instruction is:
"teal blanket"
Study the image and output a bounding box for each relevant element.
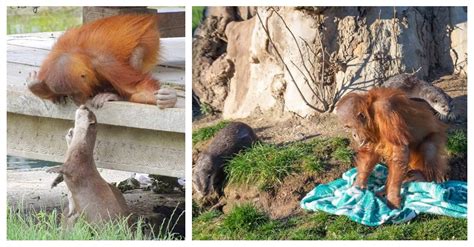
[301,164,467,226]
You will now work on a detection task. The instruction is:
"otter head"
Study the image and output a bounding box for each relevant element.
[423,87,453,120]
[73,105,98,147]
[192,153,224,198]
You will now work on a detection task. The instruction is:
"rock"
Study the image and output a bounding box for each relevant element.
[117,177,141,192]
[193,7,467,119]
[148,175,184,193]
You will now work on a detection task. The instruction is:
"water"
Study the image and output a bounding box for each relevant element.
[7,155,60,171]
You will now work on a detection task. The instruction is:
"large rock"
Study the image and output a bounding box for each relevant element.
[193,7,467,119]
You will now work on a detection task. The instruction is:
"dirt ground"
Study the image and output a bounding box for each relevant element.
[194,75,467,144]
[192,75,467,219]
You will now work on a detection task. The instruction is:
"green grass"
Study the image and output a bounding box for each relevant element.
[447,129,467,156]
[193,127,353,190]
[225,137,353,190]
[221,204,268,232]
[193,132,467,240]
[225,143,304,190]
[7,205,182,240]
[192,121,230,144]
[199,102,214,116]
[7,7,82,34]
[192,204,467,240]
[192,7,206,32]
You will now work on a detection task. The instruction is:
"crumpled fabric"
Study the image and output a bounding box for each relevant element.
[301,164,467,226]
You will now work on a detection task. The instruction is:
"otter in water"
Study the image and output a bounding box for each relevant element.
[47,105,129,227]
[382,73,454,121]
[193,122,258,197]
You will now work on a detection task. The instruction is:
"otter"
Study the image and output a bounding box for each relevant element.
[193,122,258,197]
[382,73,454,121]
[47,105,129,227]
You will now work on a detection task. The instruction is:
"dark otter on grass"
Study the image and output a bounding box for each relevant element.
[382,73,455,121]
[193,122,258,198]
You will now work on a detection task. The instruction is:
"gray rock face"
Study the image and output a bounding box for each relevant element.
[193,7,467,119]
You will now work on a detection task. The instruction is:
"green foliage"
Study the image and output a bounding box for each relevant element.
[192,210,222,240]
[367,214,467,240]
[301,155,324,173]
[193,125,466,240]
[226,143,301,190]
[221,204,269,233]
[331,139,354,164]
[192,7,206,32]
[192,121,230,144]
[199,102,214,116]
[193,126,353,191]
[284,212,334,240]
[196,210,222,222]
[325,214,374,240]
[408,214,467,240]
[192,208,467,240]
[193,203,283,240]
[225,137,353,190]
[7,205,182,240]
[7,7,82,34]
[447,129,467,155]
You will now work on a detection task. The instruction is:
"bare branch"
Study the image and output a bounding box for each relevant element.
[290,60,324,103]
[270,7,317,83]
[256,10,326,113]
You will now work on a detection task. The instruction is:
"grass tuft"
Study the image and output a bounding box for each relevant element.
[192,208,467,240]
[225,143,300,190]
[192,7,205,32]
[7,205,182,240]
[447,129,467,155]
[221,204,269,232]
[192,121,230,145]
[225,137,353,190]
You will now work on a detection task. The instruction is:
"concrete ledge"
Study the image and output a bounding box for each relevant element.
[8,87,185,133]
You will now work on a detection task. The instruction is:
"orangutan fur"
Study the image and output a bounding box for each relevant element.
[335,88,448,208]
[27,15,176,108]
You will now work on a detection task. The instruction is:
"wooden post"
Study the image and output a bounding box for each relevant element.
[82,7,185,38]
[82,6,155,23]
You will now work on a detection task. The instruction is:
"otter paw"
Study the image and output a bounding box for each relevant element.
[155,88,177,109]
[91,92,122,108]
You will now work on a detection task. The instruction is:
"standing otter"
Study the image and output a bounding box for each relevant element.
[47,105,129,227]
[382,73,454,121]
[193,122,258,197]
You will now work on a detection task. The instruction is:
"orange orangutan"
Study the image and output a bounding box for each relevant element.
[335,88,449,208]
[27,14,176,108]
